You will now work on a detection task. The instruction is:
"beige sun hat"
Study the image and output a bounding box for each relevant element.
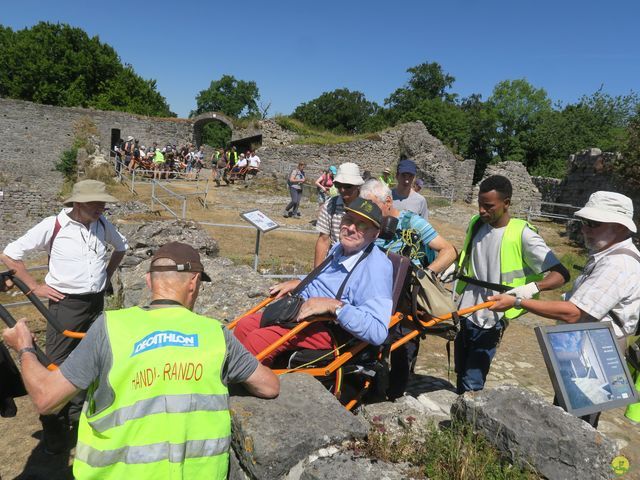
[334,162,364,186]
[63,180,119,206]
[574,191,637,233]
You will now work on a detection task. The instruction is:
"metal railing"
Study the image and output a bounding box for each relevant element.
[520,202,581,223]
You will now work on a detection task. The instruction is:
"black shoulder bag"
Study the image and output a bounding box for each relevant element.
[260,244,374,329]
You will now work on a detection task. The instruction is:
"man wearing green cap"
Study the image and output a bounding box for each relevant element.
[1,179,128,454]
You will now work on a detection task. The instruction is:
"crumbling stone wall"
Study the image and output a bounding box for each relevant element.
[256,120,475,201]
[0,97,194,247]
[474,161,542,214]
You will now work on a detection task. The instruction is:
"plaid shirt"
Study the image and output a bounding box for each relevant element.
[568,238,640,338]
[315,196,345,246]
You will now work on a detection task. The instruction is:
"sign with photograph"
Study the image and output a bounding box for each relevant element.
[535,323,639,417]
[241,209,279,233]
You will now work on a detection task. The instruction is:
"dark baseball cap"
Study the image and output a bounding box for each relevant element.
[397,159,417,175]
[345,197,382,228]
[148,242,211,282]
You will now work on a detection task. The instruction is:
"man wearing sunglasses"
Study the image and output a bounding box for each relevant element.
[235,198,393,365]
[314,162,364,267]
[489,191,640,427]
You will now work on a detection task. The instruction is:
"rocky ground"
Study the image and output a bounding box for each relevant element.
[1,175,638,479]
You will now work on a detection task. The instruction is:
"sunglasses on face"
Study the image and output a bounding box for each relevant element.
[341,216,372,232]
[334,182,357,191]
[580,219,603,229]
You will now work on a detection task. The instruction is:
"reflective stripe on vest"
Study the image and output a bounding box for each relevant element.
[74,306,230,478]
[75,437,231,467]
[87,393,228,433]
[456,215,543,319]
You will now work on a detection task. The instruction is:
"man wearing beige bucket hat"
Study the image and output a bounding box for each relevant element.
[313,162,365,266]
[489,191,640,427]
[1,179,128,454]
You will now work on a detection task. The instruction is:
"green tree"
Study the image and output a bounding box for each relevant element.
[488,79,552,164]
[460,94,498,181]
[618,104,640,187]
[292,88,380,133]
[0,22,173,116]
[401,98,470,155]
[385,62,456,120]
[192,74,260,118]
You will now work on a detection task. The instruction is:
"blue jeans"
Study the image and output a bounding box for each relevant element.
[454,316,504,394]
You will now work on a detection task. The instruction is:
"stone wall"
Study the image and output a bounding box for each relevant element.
[531,176,563,204]
[473,161,542,214]
[0,97,194,247]
[255,120,475,201]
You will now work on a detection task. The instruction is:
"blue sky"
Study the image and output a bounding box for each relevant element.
[2,0,639,118]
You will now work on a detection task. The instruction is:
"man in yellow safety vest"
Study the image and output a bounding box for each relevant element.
[2,242,279,479]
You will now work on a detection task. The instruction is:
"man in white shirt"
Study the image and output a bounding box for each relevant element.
[1,179,128,454]
[248,150,261,169]
[489,191,640,427]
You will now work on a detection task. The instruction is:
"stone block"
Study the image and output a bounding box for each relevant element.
[300,452,411,480]
[451,386,618,480]
[230,373,369,479]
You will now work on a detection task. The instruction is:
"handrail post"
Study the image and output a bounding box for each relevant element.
[151,180,155,209]
[182,196,187,219]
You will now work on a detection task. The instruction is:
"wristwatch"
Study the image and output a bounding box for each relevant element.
[334,301,345,319]
[18,346,37,363]
[514,297,523,309]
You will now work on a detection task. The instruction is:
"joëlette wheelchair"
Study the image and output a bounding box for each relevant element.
[226,253,492,411]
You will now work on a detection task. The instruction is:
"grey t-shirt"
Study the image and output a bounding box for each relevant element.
[458,222,560,328]
[60,308,259,412]
[392,189,429,220]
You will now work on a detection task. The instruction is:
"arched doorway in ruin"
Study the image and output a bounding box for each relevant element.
[192,112,234,148]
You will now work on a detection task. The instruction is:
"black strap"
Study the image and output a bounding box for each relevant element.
[335,243,375,300]
[291,252,336,296]
[457,275,511,293]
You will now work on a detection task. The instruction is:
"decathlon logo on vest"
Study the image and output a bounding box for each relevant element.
[131,331,199,356]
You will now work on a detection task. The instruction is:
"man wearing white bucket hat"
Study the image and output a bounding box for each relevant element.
[489,191,640,427]
[313,162,365,266]
[1,179,128,454]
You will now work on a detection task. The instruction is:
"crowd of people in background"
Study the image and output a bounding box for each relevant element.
[113,137,261,183]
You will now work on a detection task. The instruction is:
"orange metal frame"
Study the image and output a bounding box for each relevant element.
[227,297,495,410]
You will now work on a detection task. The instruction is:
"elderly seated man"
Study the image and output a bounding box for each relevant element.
[234,198,393,366]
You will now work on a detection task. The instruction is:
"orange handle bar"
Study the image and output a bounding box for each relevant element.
[227,297,275,330]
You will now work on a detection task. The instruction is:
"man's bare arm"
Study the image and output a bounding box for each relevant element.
[314,234,330,267]
[105,250,126,282]
[241,363,279,398]
[2,320,80,414]
[0,254,64,301]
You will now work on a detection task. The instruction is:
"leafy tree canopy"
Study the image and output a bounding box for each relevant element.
[385,62,456,118]
[192,74,260,118]
[0,22,173,117]
[291,88,380,133]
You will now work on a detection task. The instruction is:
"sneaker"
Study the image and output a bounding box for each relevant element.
[295,212,301,217]
[282,211,290,218]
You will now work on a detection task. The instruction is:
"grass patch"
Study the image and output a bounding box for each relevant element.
[362,419,539,480]
[275,116,384,145]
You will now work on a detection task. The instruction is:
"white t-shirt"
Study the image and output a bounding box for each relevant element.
[392,189,428,220]
[248,155,261,168]
[458,221,560,328]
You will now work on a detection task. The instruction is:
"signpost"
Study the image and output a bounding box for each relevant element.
[241,209,279,271]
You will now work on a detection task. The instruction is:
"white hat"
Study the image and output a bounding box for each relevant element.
[574,191,636,233]
[63,180,119,206]
[127,135,134,141]
[334,162,364,186]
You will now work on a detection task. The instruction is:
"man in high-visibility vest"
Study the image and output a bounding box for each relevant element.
[2,242,279,479]
[453,175,569,394]
[489,191,640,428]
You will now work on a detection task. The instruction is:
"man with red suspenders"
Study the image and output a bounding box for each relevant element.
[1,179,128,454]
